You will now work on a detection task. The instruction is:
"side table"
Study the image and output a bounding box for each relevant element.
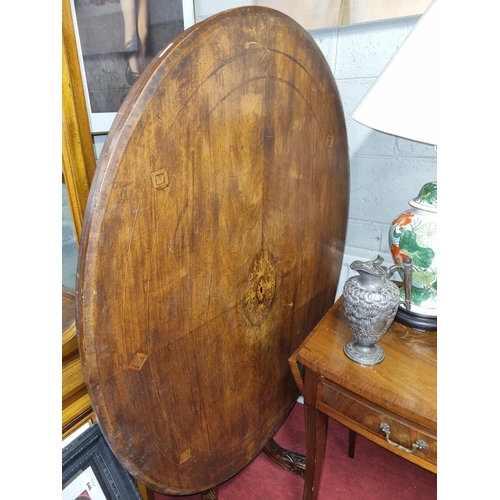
[289,296,436,500]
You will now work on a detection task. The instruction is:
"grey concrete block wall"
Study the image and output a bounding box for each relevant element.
[310,16,437,255]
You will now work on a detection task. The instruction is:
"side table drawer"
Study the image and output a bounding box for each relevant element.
[319,378,437,470]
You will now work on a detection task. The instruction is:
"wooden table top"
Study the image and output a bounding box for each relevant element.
[76,6,349,495]
[292,298,436,431]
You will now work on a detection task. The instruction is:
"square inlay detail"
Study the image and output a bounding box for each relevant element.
[151,169,170,190]
[129,352,149,371]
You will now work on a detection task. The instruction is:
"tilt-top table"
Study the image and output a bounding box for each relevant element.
[75,6,349,497]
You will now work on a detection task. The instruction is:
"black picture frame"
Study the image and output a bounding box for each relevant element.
[62,423,142,500]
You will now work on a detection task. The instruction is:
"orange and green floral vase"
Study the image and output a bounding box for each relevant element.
[389,181,437,330]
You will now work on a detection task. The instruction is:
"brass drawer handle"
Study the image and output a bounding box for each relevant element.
[379,423,428,454]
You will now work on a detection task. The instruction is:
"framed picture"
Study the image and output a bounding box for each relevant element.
[70,0,196,134]
[62,423,142,500]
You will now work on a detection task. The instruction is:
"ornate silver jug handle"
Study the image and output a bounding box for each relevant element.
[379,423,427,454]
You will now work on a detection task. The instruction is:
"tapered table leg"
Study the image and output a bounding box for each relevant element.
[348,429,357,459]
[303,368,328,500]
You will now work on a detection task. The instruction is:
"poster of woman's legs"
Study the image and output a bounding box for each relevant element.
[72,0,187,116]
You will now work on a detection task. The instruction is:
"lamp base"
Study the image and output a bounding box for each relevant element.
[343,339,385,366]
[395,306,437,332]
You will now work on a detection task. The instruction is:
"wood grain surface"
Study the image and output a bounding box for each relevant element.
[292,298,437,431]
[76,6,349,495]
[62,286,94,437]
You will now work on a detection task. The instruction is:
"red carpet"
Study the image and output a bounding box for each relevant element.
[155,402,437,499]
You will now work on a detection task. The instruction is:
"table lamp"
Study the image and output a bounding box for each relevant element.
[351,0,437,331]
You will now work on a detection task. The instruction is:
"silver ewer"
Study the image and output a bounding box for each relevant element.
[342,255,412,365]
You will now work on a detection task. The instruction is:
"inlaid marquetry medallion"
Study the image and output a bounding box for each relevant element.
[244,250,276,326]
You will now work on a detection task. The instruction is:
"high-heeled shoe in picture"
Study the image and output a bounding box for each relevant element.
[125,64,140,86]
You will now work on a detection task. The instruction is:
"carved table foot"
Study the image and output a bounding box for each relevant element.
[263,438,306,477]
[201,486,217,500]
[201,487,218,500]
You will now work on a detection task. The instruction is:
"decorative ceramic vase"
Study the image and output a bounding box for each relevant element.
[342,256,412,366]
[389,181,437,331]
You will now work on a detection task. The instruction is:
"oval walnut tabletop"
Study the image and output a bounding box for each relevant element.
[76,6,349,495]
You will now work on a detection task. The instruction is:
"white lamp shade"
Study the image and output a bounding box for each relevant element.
[351,0,437,146]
